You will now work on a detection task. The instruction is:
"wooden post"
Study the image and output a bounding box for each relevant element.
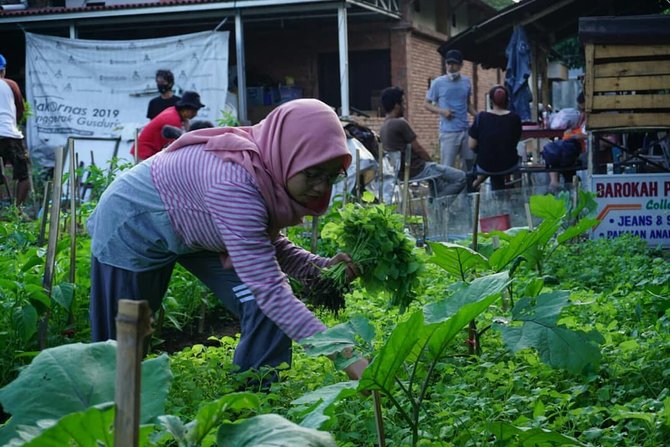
[0,157,12,202]
[115,299,152,447]
[133,129,140,165]
[69,139,77,285]
[355,146,361,202]
[468,193,481,356]
[40,146,65,350]
[310,216,319,254]
[377,144,385,204]
[402,144,412,220]
[471,193,480,252]
[372,391,386,447]
[525,202,534,230]
[38,181,51,245]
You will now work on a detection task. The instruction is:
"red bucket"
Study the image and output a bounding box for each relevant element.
[480,214,511,233]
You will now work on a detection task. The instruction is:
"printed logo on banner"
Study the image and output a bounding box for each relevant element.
[591,174,670,248]
[109,59,137,65]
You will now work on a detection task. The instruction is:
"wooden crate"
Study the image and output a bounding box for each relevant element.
[584,43,670,130]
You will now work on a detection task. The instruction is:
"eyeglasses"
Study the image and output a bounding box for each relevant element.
[302,169,347,186]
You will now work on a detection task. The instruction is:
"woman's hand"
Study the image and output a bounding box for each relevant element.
[327,253,360,282]
[344,357,369,381]
[331,346,369,380]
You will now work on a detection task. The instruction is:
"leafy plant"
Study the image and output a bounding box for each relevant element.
[217,109,239,127]
[320,202,423,311]
[0,342,171,445]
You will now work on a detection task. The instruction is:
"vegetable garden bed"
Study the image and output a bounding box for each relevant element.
[0,168,668,446]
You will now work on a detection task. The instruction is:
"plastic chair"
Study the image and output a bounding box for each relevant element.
[388,144,442,200]
[471,160,522,190]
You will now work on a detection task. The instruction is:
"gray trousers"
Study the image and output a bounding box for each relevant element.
[440,130,474,172]
[415,162,466,197]
[90,252,291,371]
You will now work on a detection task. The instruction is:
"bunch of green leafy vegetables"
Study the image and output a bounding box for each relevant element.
[320,202,422,312]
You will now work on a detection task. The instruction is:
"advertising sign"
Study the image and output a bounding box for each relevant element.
[591,173,670,248]
[25,31,229,168]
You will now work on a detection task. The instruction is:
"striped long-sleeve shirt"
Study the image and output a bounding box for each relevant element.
[88,145,328,342]
[151,145,328,341]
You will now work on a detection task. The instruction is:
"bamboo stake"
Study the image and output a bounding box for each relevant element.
[378,143,384,204]
[525,202,534,230]
[69,139,77,285]
[355,146,361,202]
[0,157,12,202]
[114,299,152,447]
[40,146,65,350]
[468,193,481,355]
[372,391,386,447]
[38,181,51,245]
[402,144,412,221]
[310,216,319,254]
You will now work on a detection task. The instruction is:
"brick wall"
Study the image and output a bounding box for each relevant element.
[240,18,501,144]
[404,33,502,157]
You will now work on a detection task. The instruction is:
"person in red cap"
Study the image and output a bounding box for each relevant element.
[0,53,31,207]
[131,91,204,161]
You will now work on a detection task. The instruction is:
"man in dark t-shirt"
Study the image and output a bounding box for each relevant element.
[379,87,465,198]
[146,69,181,120]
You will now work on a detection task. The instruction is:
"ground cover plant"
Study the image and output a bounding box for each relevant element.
[0,186,668,446]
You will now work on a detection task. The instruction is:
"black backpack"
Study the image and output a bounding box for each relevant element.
[344,123,380,159]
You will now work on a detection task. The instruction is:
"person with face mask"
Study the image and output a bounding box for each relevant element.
[425,49,477,173]
[146,69,181,120]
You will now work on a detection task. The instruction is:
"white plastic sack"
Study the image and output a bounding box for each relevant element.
[549,108,580,130]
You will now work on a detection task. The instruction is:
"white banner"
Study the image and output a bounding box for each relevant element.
[590,173,670,248]
[26,30,229,167]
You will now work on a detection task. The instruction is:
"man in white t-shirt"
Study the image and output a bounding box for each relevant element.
[0,54,31,207]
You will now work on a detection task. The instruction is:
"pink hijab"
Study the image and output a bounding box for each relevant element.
[166,99,351,233]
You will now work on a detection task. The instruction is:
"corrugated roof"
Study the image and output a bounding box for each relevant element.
[0,0,223,17]
[438,0,668,69]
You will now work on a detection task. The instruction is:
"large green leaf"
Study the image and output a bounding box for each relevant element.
[160,393,260,446]
[12,305,37,343]
[502,324,602,374]
[428,242,489,279]
[557,217,600,244]
[529,194,566,221]
[511,291,570,324]
[51,282,75,311]
[424,290,502,360]
[358,311,424,393]
[0,341,172,445]
[424,272,510,324]
[488,229,539,272]
[5,404,155,447]
[301,317,375,358]
[488,421,585,446]
[217,414,336,446]
[291,381,358,429]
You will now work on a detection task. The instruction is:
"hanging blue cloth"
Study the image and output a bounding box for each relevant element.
[505,25,532,122]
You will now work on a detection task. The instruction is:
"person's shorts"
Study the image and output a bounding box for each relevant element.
[0,137,30,181]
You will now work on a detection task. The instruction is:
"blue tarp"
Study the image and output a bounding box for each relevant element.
[505,25,532,121]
